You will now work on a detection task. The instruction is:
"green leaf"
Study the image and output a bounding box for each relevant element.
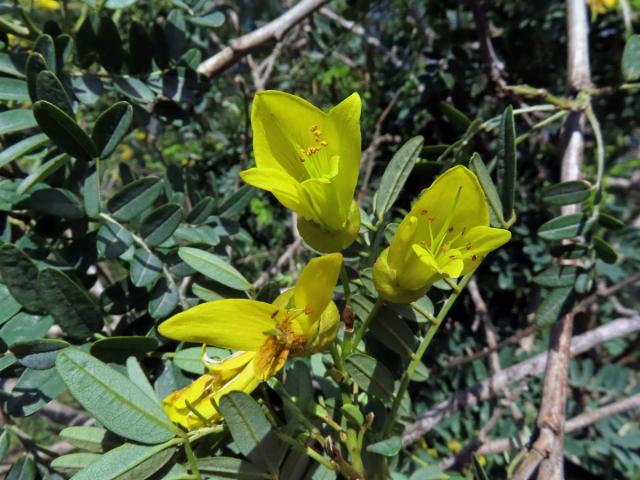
[0,244,47,313]
[532,265,582,288]
[0,284,21,325]
[33,100,98,160]
[38,268,103,339]
[76,16,97,68]
[366,436,402,457]
[173,346,230,374]
[33,33,56,72]
[0,133,48,170]
[187,197,215,224]
[71,442,175,480]
[92,101,133,159]
[60,426,120,453]
[0,312,53,346]
[345,353,395,401]
[17,153,69,195]
[91,336,159,364]
[196,457,270,480]
[440,102,472,129]
[370,310,417,356]
[140,203,183,246]
[373,136,424,220]
[0,428,11,461]
[622,34,640,81]
[6,456,36,480]
[107,177,163,222]
[84,169,100,218]
[148,278,179,320]
[130,249,163,287]
[105,0,138,8]
[128,21,153,75]
[51,452,101,476]
[126,356,159,403]
[542,180,591,206]
[165,9,187,60]
[469,152,505,225]
[27,187,84,219]
[7,367,65,416]
[97,221,133,259]
[11,338,69,369]
[96,15,124,72]
[593,236,618,264]
[340,403,364,426]
[56,349,176,444]
[0,52,26,78]
[598,212,625,231]
[178,247,251,291]
[114,77,155,103]
[218,185,254,217]
[496,105,517,220]
[535,286,574,326]
[218,391,279,473]
[0,77,28,101]
[0,109,37,135]
[25,52,47,101]
[538,213,593,240]
[35,70,74,117]
[188,12,225,28]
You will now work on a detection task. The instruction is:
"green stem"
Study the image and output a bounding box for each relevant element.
[275,431,336,471]
[181,433,202,480]
[382,272,477,438]
[347,297,383,357]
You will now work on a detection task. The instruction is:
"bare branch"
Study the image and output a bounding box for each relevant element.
[402,316,640,447]
[198,0,328,77]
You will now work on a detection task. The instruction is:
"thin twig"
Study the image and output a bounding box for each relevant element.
[198,0,328,77]
[402,315,640,446]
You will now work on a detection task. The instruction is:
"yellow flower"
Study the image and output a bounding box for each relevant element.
[34,0,61,10]
[587,0,617,13]
[373,166,511,303]
[447,439,462,454]
[240,91,362,253]
[159,253,343,429]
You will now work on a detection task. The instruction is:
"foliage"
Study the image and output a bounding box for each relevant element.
[0,1,638,479]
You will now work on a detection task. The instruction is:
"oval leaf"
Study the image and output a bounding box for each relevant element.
[345,353,395,401]
[542,180,591,206]
[140,203,182,246]
[56,349,176,444]
[92,101,133,159]
[35,70,74,117]
[38,268,103,340]
[0,244,46,313]
[178,247,250,291]
[33,100,98,161]
[107,176,163,222]
[538,213,592,241]
[373,136,424,220]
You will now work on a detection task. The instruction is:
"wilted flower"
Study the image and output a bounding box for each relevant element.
[159,253,343,429]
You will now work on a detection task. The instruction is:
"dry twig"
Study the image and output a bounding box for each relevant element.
[198,0,328,77]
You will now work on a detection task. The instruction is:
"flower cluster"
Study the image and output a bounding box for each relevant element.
[159,91,511,429]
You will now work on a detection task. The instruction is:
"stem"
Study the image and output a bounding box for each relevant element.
[275,431,336,471]
[181,433,202,480]
[383,271,477,438]
[341,263,355,353]
[347,297,383,356]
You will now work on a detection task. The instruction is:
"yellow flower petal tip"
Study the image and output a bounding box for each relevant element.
[159,253,343,429]
[586,0,617,14]
[242,91,362,252]
[372,165,511,303]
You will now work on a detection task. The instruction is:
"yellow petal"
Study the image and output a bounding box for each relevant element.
[373,247,429,303]
[251,91,325,180]
[411,166,489,247]
[326,93,362,214]
[163,352,261,430]
[388,215,418,268]
[240,167,317,221]
[296,200,360,253]
[294,253,343,319]
[205,350,254,379]
[158,299,277,351]
[400,244,441,291]
[453,225,511,274]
